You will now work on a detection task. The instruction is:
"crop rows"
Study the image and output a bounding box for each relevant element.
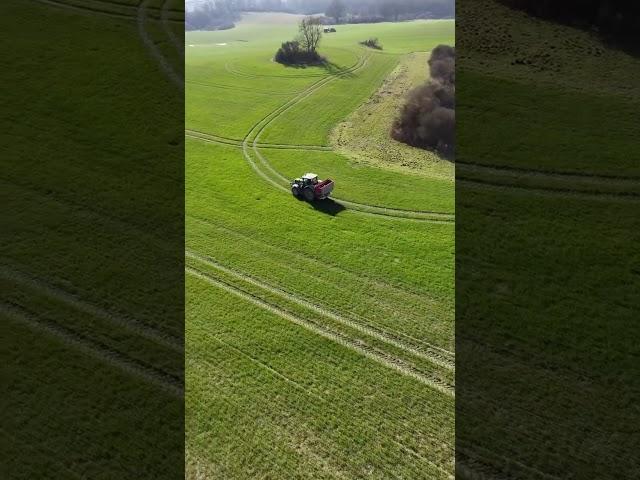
[186,274,455,479]
[186,214,453,348]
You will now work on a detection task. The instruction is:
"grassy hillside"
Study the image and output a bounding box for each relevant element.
[186,14,455,479]
[2,0,184,477]
[456,1,640,478]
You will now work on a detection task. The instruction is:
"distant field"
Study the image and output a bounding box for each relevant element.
[3,0,184,477]
[186,13,455,479]
[456,1,640,478]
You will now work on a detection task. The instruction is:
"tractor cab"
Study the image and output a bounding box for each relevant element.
[301,173,319,186]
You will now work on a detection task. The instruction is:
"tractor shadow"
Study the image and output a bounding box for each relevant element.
[296,196,346,216]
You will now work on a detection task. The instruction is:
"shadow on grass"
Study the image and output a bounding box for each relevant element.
[295,196,346,216]
[320,60,356,77]
[278,59,355,77]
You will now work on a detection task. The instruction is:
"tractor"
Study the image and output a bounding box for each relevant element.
[291,173,334,201]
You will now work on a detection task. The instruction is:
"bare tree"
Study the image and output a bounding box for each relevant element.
[298,16,323,53]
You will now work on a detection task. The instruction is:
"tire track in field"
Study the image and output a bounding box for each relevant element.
[458,162,640,200]
[185,129,331,151]
[161,0,183,58]
[239,53,371,191]
[1,264,183,353]
[187,266,454,397]
[32,0,135,19]
[230,54,456,221]
[187,249,454,372]
[190,50,454,221]
[33,0,184,88]
[187,215,455,350]
[207,334,325,401]
[138,0,183,89]
[186,80,301,96]
[31,0,184,22]
[3,302,183,397]
[458,177,640,202]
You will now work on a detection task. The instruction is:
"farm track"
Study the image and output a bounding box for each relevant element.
[214,52,457,221]
[161,0,183,57]
[185,129,331,151]
[186,80,301,96]
[33,0,184,88]
[187,249,455,372]
[1,264,183,353]
[187,266,455,397]
[458,161,640,200]
[187,214,455,330]
[32,0,184,22]
[3,302,183,396]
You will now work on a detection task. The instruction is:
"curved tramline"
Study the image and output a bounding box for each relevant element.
[187,249,455,372]
[186,16,456,479]
[458,161,640,200]
[218,51,455,221]
[32,0,184,22]
[33,0,184,89]
[3,303,183,396]
[187,266,454,397]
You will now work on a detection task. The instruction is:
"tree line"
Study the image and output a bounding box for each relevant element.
[499,0,639,42]
[186,0,454,30]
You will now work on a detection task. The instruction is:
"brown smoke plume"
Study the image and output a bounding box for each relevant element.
[392,44,455,157]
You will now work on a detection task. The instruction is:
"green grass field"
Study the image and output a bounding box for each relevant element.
[456,1,640,477]
[186,13,455,479]
[2,0,184,477]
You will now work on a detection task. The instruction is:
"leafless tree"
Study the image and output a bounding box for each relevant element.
[298,16,323,53]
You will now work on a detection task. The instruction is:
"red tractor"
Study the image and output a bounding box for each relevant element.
[291,173,334,201]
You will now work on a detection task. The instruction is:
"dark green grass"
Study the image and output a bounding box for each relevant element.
[456,1,640,477]
[2,1,183,477]
[2,315,182,479]
[456,185,640,477]
[458,70,640,177]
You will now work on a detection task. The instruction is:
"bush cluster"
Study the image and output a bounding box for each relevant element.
[275,41,324,65]
[392,45,455,156]
[360,37,383,49]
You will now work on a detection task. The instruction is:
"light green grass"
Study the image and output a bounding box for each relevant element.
[186,13,454,478]
[265,149,454,212]
[186,275,454,479]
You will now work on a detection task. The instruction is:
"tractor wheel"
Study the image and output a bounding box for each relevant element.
[303,188,315,202]
[291,186,300,197]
